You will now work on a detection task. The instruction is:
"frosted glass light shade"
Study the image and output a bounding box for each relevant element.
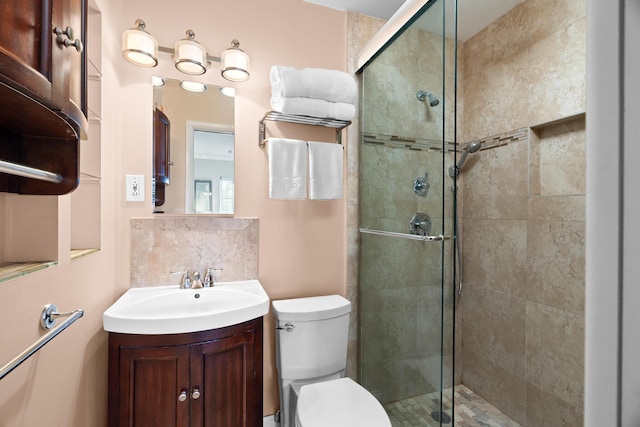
[122,25,158,67]
[152,76,165,87]
[221,40,250,82]
[174,31,208,75]
[180,81,207,93]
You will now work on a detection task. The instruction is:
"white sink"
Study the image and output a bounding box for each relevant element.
[103,279,269,334]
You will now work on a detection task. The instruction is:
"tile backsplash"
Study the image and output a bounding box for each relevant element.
[130,216,258,287]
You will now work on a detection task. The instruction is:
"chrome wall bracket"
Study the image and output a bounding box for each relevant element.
[40,304,81,330]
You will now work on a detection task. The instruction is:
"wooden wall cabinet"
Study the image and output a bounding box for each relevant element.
[0,0,87,195]
[108,317,264,427]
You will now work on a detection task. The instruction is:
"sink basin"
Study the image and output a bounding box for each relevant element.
[103,279,269,334]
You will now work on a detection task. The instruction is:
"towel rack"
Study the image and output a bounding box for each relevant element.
[259,111,351,148]
[0,159,63,183]
[0,304,84,380]
[359,227,450,242]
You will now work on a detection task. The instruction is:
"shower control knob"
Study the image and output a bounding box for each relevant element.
[413,174,430,196]
[409,212,432,237]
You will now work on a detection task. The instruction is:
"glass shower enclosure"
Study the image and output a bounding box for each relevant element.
[357,1,457,425]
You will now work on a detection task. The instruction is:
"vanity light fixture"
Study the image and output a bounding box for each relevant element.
[152,76,165,87]
[122,19,250,82]
[219,86,236,97]
[221,39,250,82]
[174,30,208,75]
[180,80,207,93]
[122,19,158,67]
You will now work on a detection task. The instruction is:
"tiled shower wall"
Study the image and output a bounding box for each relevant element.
[459,0,586,425]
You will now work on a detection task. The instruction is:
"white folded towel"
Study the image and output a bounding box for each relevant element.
[308,141,343,200]
[268,138,308,200]
[270,96,356,121]
[270,65,358,105]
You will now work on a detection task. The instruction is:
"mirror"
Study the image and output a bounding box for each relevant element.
[152,78,235,214]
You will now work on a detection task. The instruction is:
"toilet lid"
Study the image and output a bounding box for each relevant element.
[295,378,391,427]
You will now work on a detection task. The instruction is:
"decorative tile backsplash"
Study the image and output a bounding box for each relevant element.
[130,216,258,288]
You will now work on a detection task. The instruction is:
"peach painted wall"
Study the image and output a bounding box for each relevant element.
[0,0,126,425]
[118,0,349,418]
[0,0,349,425]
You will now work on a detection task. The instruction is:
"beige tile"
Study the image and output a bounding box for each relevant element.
[463,2,530,73]
[461,219,527,298]
[528,195,585,221]
[526,382,584,427]
[528,18,586,124]
[527,220,585,314]
[526,302,584,408]
[533,116,586,197]
[130,217,258,287]
[525,0,587,46]
[462,51,530,141]
[462,348,526,425]
[462,286,526,377]
[461,141,529,220]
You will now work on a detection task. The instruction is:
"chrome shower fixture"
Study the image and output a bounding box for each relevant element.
[409,212,432,236]
[448,141,482,177]
[416,90,439,107]
[413,173,430,196]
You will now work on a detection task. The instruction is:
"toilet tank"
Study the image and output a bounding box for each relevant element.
[273,295,351,380]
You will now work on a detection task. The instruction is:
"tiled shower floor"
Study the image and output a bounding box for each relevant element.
[384,385,521,427]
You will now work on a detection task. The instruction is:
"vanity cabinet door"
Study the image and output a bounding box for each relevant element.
[115,345,191,427]
[190,328,261,427]
[109,318,264,427]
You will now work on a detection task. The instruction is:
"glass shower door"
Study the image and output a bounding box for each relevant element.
[358,0,456,425]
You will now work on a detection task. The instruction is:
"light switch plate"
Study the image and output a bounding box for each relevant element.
[126,175,145,202]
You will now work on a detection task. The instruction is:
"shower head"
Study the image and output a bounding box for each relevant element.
[448,141,481,177]
[416,90,439,107]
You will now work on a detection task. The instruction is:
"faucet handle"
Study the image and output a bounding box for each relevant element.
[203,267,223,287]
[171,270,192,289]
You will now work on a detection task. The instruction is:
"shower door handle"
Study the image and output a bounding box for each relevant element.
[359,228,449,242]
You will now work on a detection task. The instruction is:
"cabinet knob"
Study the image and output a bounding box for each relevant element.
[53,26,84,53]
[191,388,201,400]
[178,391,187,402]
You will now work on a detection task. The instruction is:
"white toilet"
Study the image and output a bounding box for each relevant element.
[272,295,391,427]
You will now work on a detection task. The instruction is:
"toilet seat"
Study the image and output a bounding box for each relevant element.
[295,377,391,427]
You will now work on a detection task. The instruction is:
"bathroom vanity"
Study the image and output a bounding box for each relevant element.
[107,317,263,427]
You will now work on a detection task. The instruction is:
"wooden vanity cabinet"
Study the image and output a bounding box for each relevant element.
[0,0,87,195]
[108,317,264,427]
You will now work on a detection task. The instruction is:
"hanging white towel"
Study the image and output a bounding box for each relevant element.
[270,65,358,105]
[308,141,343,200]
[268,138,308,200]
[270,96,356,121]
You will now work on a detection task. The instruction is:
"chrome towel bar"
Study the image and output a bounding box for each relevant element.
[0,159,63,183]
[0,304,84,380]
[359,227,450,242]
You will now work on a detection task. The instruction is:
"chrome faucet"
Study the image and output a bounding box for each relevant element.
[172,267,223,289]
[203,268,213,287]
[192,271,203,289]
[171,270,193,289]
